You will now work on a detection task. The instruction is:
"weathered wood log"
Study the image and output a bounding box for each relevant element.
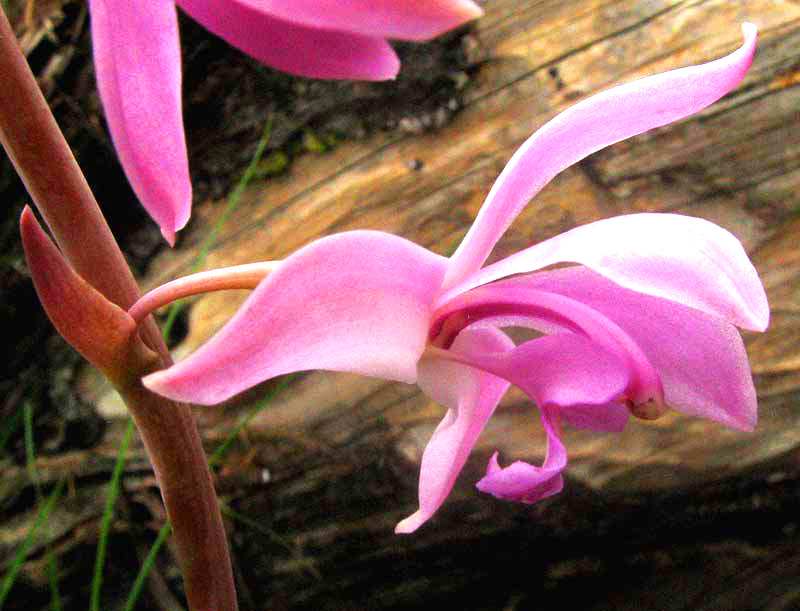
[5,0,800,609]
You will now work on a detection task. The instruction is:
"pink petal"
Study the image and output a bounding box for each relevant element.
[505,266,760,431]
[440,213,769,333]
[432,284,663,408]
[400,331,629,530]
[89,0,191,245]
[177,0,400,80]
[237,0,483,41]
[395,328,513,534]
[472,336,630,504]
[476,411,565,505]
[443,24,757,289]
[444,333,631,425]
[144,231,447,404]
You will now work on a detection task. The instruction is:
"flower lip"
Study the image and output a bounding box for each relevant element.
[429,284,665,407]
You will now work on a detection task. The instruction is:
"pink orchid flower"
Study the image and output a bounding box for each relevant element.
[143,25,768,533]
[88,1,483,245]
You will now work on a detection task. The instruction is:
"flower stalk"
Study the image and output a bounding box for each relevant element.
[130,261,279,324]
[0,8,237,610]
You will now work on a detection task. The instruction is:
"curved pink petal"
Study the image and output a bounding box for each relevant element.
[470,335,629,503]
[238,0,483,41]
[440,213,769,332]
[396,327,513,534]
[443,24,757,290]
[401,332,629,528]
[504,266,760,431]
[89,0,191,245]
[144,231,447,404]
[432,285,663,407]
[444,333,630,421]
[177,0,400,80]
[476,410,565,505]
[468,333,628,503]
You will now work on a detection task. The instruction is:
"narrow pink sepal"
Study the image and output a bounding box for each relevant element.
[20,207,139,371]
[476,409,565,504]
[509,266,760,431]
[443,24,757,289]
[396,328,513,534]
[89,0,191,245]
[144,231,447,404]
[177,0,400,80]
[441,213,769,333]
[238,0,483,41]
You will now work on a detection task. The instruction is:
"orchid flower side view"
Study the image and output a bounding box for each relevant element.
[138,24,768,534]
[2,4,481,608]
[88,0,483,244]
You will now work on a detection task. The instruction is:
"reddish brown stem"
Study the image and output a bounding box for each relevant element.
[0,10,237,610]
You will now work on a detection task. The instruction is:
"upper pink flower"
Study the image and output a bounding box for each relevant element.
[88,0,483,244]
[143,25,768,532]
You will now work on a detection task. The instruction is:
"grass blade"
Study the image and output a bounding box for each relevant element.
[0,478,66,607]
[47,553,61,611]
[123,375,293,608]
[208,375,293,469]
[23,402,37,492]
[21,401,62,610]
[122,522,172,611]
[221,504,320,579]
[162,115,274,339]
[0,407,21,455]
[90,417,135,611]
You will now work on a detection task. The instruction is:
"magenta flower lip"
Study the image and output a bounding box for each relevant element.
[143,25,767,533]
[88,0,483,244]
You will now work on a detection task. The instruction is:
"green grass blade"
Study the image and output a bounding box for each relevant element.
[47,553,61,611]
[23,402,37,493]
[0,478,66,608]
[90,417,135,611]
[122,522,172,611]
[221,504,320,579]
[123,375,293,607]
[162,115,274,339]
[0,407,21,455]
[208,375,293,469]
[22,400,61,610]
